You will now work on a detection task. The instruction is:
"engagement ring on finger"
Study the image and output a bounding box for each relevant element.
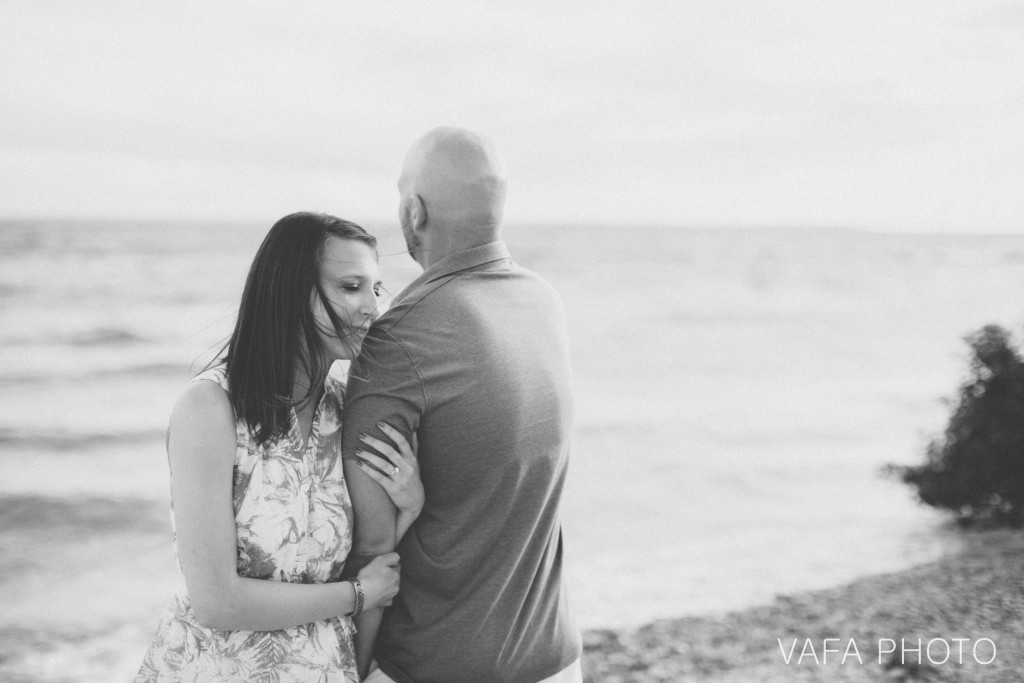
[391,465,399,476]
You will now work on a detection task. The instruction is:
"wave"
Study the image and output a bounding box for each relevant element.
[0,493,167,535]
[0,283,23,298]
[0,327,151,349]
[0,428,165,452]
[0,223,44,259]
[67,327,149,346]
[92,361,187,379]
[0,362,188,387]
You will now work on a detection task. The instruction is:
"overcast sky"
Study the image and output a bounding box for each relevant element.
[2,1,1022,232]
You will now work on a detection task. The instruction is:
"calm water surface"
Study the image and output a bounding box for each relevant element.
[2,220,1023,677]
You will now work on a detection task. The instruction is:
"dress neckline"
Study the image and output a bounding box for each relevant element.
[288,387,331,456]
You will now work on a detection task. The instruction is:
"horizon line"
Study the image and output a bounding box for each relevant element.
[1,215,1022,238]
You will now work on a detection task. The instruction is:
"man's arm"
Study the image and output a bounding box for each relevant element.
[341,328,425,678]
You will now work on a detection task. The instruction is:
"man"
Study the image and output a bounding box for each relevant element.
[341,127,581,683]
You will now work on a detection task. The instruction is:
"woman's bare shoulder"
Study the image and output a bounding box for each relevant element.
[169,378,236,453]
[176,377,231,413]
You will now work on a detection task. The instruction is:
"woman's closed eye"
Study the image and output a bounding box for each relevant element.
[339,282,382,296]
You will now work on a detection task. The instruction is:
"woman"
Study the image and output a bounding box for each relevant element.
[136,213,423,682]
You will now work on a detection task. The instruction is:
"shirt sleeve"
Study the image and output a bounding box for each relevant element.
[341,325,426,561]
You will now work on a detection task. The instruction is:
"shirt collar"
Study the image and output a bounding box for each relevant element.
[413,241,511,287]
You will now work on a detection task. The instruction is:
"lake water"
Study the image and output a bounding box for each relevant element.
[2,220,1023,680]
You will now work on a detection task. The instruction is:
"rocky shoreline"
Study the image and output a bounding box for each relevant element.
[581,529,1024,682]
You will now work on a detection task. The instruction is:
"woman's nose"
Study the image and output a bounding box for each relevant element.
[362,292,380,321]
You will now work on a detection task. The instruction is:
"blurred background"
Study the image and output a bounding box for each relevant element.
[2,2,1023,680]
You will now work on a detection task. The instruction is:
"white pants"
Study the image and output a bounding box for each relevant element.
[363,658,582,683]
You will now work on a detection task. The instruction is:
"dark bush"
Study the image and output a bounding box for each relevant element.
[886,325,1024,528]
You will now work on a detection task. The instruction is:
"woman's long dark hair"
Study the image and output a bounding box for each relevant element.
[216,212,377,445]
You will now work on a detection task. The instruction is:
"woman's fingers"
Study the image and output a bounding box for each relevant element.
[358,432,400,464]
[356,449,396,475]
[375,552,400,567]
[356,457,395,488]
[376,421,417,464]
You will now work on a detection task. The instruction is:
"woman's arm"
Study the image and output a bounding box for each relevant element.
[353,422,424,543]
[169,381,400,631]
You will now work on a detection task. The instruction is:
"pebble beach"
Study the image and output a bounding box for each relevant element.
[582,529,1024,682]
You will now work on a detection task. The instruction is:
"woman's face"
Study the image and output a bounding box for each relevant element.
[312,236,382,362]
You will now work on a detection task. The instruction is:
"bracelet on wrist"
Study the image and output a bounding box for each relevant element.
[344,578,365,617]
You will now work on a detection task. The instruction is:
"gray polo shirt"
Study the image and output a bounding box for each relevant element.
[341,241,580,683]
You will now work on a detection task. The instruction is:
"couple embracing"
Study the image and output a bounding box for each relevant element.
[135,127,582,683]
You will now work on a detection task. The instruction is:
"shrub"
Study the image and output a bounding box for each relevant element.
[887,325,1024,528]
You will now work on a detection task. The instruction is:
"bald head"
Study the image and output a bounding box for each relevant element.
[398,127,507,266]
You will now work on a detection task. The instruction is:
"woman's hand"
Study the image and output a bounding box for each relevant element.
[355,422,424,518]
[356,552,401,610]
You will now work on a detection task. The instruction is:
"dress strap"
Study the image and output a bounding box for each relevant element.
[189,364,229,392]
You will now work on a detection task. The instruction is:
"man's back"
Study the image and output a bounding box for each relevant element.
[342,242,580,683]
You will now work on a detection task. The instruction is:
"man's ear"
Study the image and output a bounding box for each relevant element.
[410,195,427,231]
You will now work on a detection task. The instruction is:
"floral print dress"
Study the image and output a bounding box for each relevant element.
[136,365,358,682]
